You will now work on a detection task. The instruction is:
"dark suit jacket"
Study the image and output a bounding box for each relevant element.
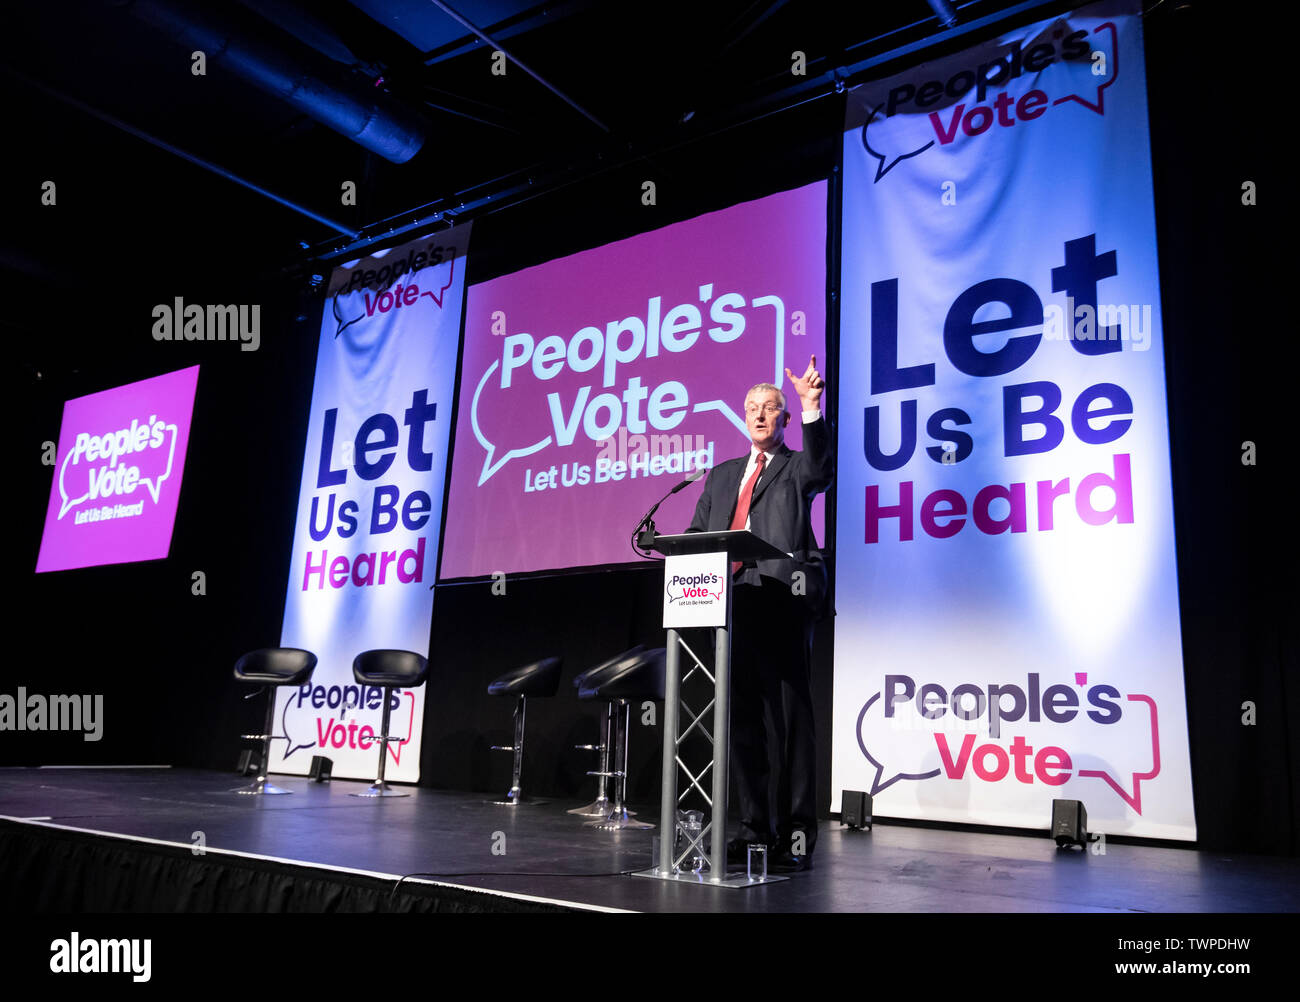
[686,415,834,615]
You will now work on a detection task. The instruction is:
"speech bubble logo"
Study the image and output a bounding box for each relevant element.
[468,293,798,485]
[332,250,458,338]
[860,102,936,183]
[281,688,416,762]
[855,692,945,796]
[332,294,364,338]
[1077,692,1160,814]
[665,582,724,604]
[419,251,458,308]
[1050,21,1118,115]
[859,18,1120,183]
[470,359,553,486]
[282,695,317,759]
[57,457,93,521]
[56,420,178,520]
[689,292,790,437]
[856,676,1163,813]
[386,691,416,765]
[137,424,177,504]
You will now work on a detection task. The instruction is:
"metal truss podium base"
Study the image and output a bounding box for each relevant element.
[631,866,787,887]
[648,534,799,894]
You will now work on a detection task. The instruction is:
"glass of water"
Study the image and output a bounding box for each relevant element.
[679,810,704,871]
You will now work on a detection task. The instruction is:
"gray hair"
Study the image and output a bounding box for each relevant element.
[745,382,786,411]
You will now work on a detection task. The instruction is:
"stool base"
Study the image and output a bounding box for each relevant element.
[567,797,636,818]
[586,807,654,831]
[350,782,407,798]
[567,797,614,817]
[488,792,548,806]
[232,781,292,795]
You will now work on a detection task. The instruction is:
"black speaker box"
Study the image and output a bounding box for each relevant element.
[841,790,872,830]
[308,755,333,782]
[1052,798,1087,846]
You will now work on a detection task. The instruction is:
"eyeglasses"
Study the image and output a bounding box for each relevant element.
[744,403,784,416]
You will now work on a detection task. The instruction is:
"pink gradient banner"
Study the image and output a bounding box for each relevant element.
[37,365,199,573]
[441,182,827,579]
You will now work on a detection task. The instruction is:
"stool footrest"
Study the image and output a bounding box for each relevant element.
[585,770,625,779]
[490,745,515,752]
[574,744,602,751]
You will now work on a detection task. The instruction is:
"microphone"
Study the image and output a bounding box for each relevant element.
[632,469,707,555]
[669,468,707,494]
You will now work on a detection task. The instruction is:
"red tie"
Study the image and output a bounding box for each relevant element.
[729,452,766,574]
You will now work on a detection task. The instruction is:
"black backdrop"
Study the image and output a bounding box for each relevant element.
[5,2,1293,856]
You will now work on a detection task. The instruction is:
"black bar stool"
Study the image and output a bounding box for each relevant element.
[350,649,429,798]
[568,645,644,818]
[487,655,562,805]
[231,647,317,795]
[580,647,665,831]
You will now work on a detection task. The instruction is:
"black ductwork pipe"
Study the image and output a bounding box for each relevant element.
[108,0,427,163]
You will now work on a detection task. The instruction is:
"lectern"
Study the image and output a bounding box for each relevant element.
[633,529,790,887]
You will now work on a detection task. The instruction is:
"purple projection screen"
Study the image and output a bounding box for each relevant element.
[36,365,199,573]
[440,182,827,579]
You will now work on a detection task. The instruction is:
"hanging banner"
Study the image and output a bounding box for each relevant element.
[274,226,471,781]
[832,0,1195,839]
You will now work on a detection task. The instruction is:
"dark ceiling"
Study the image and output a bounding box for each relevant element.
[2,1,1056,260]
[1,0,1092,387]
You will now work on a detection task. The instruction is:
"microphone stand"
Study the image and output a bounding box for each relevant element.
[631,469,706,557]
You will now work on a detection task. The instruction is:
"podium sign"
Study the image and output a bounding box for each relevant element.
[662,552,728,629]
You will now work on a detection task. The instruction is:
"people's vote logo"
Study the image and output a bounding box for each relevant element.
[860,18,1118,182]
[37,365,198,573]
[328,241,460,338]
[57,416,178,521]
[665,572,724,605]
[855,671,1162,814]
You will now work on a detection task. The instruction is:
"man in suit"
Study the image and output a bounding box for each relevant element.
[686,356,832,871]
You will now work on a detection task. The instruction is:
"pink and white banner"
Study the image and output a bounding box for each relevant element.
[37,365,198,573]
[439,182,827,579]
[274,227,470,781]
[831,0,1195,839]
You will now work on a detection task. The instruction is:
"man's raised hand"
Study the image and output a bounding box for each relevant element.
[786,355,825,410]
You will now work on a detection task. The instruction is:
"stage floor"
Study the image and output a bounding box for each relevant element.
[2,767,1296,913]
